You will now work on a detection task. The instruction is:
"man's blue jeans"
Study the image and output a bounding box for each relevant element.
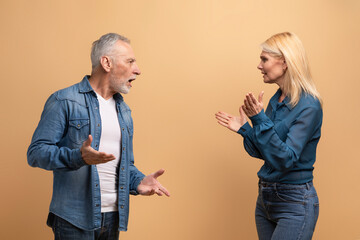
[51,212,119,240]
[255,181,319,240]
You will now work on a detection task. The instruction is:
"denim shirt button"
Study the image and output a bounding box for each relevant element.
[120,186,124,189]
[120,205,124,209]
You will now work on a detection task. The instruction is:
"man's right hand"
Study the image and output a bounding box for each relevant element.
[80,135,116,165]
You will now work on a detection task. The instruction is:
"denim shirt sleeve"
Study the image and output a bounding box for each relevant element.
[247,107,322,171]
[129,162,145,195]
[120,107,145,195]
[27,93,87,170]
[237,122,263,159]
[129,144,145,195]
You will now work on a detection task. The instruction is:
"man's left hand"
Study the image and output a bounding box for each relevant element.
[137,169,170,197]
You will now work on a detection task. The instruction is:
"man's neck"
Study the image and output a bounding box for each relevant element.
[88,72,115,100]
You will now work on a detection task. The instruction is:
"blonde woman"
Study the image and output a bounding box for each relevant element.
[215,32,322,239]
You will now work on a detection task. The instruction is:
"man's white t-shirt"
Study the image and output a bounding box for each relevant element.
[96,92,121,213]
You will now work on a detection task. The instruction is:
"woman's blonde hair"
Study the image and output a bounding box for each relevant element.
[261,32,322,107]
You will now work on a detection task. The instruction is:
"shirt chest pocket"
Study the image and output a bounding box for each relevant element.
[68,119,90,145]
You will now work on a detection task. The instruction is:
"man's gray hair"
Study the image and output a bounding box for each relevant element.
[91,33,130,70]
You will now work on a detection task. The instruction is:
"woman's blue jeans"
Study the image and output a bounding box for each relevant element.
[51,211,119,240]
[255,181,319,240]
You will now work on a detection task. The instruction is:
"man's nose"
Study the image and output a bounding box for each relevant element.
[133,63,141,75]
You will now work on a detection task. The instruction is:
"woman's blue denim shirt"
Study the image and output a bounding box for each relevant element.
[237,89,323,184]
[27,76,145,231]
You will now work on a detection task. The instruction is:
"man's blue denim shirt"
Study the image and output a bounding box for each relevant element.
[27,76,145,231]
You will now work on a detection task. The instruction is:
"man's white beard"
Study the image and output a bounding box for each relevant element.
[118,83,130,94]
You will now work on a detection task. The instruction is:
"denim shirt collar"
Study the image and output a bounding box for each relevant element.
[78,75,124,102]
[78,75,94,93]
[270,88,293,110]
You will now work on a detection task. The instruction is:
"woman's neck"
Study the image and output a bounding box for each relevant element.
[278,93,286,103]
[278,85,287,103]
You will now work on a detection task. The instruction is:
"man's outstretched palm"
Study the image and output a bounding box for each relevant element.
[137,169,170,197]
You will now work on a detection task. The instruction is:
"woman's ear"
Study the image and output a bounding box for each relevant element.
[283,59,287,71]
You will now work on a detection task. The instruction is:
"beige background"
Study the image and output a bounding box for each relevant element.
[1,0,359,239]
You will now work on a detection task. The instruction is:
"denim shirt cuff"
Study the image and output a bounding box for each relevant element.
[130,176,145,195]
[237,122,251,137]
[72,149,87,169]
[249,110,268,126]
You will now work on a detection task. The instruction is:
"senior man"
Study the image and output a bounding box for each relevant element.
[27,33,170,239]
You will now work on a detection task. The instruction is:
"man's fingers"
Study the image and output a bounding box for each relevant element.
[103,156,116,162]
[153,169,165,179]
[83,135,93,147]
[149,189,155,195]
[159,186,170,197]
[97,152,116,163]
[153,184,170,197]
[155,189,163,196]
[98,152,115,158]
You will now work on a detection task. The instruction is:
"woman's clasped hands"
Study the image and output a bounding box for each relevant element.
[215,91,264,132]
[242,91,264,117]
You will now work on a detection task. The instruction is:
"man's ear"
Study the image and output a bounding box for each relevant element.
[100,56,112,72]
